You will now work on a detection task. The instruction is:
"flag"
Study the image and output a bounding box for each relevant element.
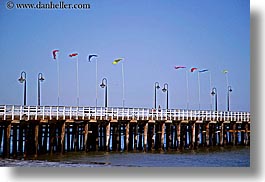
[191,67,198,72]
[112,58,123,65]
[88,54,98,62]
[69,53,78,57]
[223,70,228,74]
[174,66,186,69]
[52,50,59,60]
[199,69,208,73]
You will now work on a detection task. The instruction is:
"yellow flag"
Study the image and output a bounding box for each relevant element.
[112,58,123,65]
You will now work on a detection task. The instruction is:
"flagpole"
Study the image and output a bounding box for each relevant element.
[225,72,229,88]
[76,56,80,106]
[122,61,125,108]
[209,71,212,110]
[185,69,189,110]
[198,71,201,110]
[96,59,98,107]
[57,56,60,106]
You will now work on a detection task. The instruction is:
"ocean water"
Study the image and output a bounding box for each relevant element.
[0,146,250,167]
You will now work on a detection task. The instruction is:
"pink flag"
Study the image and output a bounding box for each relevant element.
[174,66,186,69]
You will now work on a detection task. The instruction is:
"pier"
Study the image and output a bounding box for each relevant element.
[0,105,250,158]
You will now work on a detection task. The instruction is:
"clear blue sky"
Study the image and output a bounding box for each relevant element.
[0,0,250,111]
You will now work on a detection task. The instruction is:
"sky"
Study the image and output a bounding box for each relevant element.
[0,0,250,112]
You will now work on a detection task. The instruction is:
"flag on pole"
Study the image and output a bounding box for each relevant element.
[112,58,123,65]
[69,53,78,57]
[52,50,59,60]
[88,54,98,62]
[174,66,186,69]
[223,70,228,74]
[199,69,208,73]
[191,67,198,72]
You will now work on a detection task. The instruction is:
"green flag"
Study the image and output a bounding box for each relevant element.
[223,70,228,74]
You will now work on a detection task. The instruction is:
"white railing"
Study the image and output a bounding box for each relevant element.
[0,105,251,122]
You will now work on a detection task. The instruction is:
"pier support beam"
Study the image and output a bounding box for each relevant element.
[219,122,224,146]
[134,124,138,151]
[244,123,250,145]
[125,122,130,151]
[12,124,18,157]
[151,122,155,151]
[144,122,148,152]
[105,122,110,152]
[205,122,209,147]
[129,122,134,151]
[165,123,170,151]
[34,124,39,157]
[232,123,236,146]
[49,123,56,154]
[176,123,181,150]
[191,122,195,149]
[4,122,11,158]
[60,122,65,154]
[160,122,165,151]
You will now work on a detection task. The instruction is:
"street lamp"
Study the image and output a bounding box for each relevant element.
[38,73,45,106]
[154,82,160,109]
[100,78,108,107]
[211,87,217,111]
[18,71,27,106]
[162,83,169,109]
[227,86,232,111]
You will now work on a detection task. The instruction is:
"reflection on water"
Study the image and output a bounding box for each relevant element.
[0,146,250,167]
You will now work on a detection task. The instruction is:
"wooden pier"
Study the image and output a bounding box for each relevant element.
[0,105,250,158]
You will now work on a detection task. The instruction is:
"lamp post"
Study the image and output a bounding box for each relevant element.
[18,71,27,106]
[38,73,45,106]
[227,86,232,111]
[154,82,160,109]
[100,78,108,107]
[211,87,217,111]
[162,83,169,109]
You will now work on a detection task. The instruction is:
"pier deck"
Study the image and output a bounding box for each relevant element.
[0,105,250,158]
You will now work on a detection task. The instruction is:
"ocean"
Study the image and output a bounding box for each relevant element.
[0,146,250,167]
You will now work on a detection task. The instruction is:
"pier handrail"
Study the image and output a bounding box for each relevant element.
[0,105,250,122]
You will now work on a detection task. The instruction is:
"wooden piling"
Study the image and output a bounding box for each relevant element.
[219,122,224,146]
[147,123,153,151]
[5,122,11,158]
[118,122,121,151]
[105,122,110,151]
[151,123,155,151]
[165,123,170,151]
[138,123,143,151]
[0,125,3,157]
[125,121,130,152]
[205,122,210,147]
[60,122,65,154]
[191,122,195,149]
[144,122,148,152]
[43,124,48,153]
[176,123,181,150]
[134,124,138,151]
[12,124,18,157]
[34,124,39,157]
[244,123,249,145]
[160,122,165,151]
[129,122,134,151]
[232,123,236,145]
